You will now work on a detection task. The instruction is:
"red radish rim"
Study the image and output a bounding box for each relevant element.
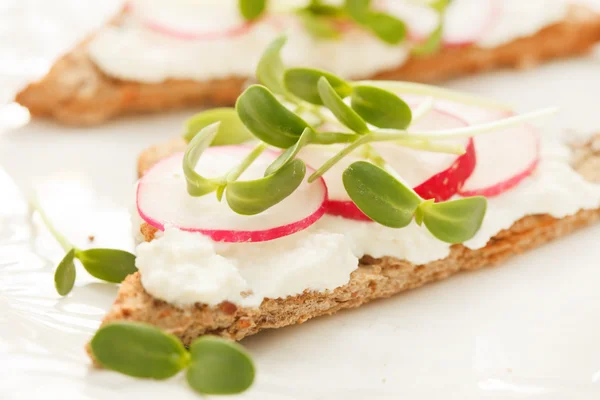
[459,131,540,198]
[413,137,476,201]
[405,0,503,49]
[127,1,267,41]
[137,149,329,243]
[322,106,473,221]
[325,199,371,221]
[143,19,255,41]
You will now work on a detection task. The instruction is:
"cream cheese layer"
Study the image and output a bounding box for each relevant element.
[135,138,600,307]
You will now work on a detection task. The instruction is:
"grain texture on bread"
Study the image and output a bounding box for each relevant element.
[94,136,600,348]
[17,5,600,125]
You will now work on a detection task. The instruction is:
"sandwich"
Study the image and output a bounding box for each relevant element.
[16,0,600,125]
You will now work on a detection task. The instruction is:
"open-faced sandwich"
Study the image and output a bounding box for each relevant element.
[21,36,600,395]
[75,38,600,390]
[15,0,600,125]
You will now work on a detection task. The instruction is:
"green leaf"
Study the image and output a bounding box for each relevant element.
[90,322,190,379]
[54,248,76,296]
[236,85,311,148]
[342,161,422,228]
[183,123,221,196]
[226,159,306,215]
[412,23,443,56]
[75,248,137,283]
[238,0,266,20]
[186,336,255,395]
[305,0,344,16]
[284,67,352,105]
[429,0,450,13]
[256,35,287,95]
[265,128,314,175]
[317,77,369,134]
[298,11,340,40]
[420,196,487,243]
[183,108,253,145]
[365,12,407,44]
[345,0,371,24]
[311,131,359,144]
[351,85,412,129]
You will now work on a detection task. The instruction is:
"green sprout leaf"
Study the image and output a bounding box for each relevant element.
[236,85,311,148]
[238,0,266,20]
[343,161,422,228]
[183,123,221,196]
[226,159,306,215]
[284,67,352,105]
[54,248,76,296]
[186,336,255,395]
[265,128,314,175]
[298,11,340,40]
[76,248,137,283]
[365,12,407,44]
[345,0,371,24]
[429,0,451,13]
[183,108,253,145]
[317,77,369,134]
[305,0,344,16]
[90,322,190,379]
[412,22,443,56]
[351,85,412,129]
[256,35,287,95]
[419,196,487,243]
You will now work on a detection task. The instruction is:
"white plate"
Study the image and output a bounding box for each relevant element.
[2,1,600,399]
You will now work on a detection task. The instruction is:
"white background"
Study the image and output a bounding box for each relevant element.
[1,1,600,399]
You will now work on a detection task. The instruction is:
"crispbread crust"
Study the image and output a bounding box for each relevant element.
[92,135,600,350]
[18,5,600,125]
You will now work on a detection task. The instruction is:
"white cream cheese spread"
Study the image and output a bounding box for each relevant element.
[88,0,570,83]
[136,226,358,307]
[135,138,600,307]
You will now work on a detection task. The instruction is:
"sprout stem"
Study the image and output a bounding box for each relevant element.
[410,97,434,123]
[29,197,73,253]
[394,139,466,155]
[357,80,512,112]
[308,136,370,182]
[375,107,558,141]
[227,143,268,183]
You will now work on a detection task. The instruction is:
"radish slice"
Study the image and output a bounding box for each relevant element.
[128,0,259,41]
[459,122,539,197]
[379,0,502,48]
[137,146,328,242]
[300,108,474,221]
[373,108,473,200]
[299,145,370,220]
[402,94,511,125]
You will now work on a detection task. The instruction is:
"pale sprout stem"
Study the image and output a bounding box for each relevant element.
[410,97,434,124]
[356,80,512,111]
[376,107,558,141]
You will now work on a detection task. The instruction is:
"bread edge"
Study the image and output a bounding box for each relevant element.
[17,4,600,125]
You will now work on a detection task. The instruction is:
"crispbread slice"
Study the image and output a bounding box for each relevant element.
[17,5,600,125]
[92,135,600,349]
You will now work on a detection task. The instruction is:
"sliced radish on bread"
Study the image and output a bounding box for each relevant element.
[379,0,501,48]
[301,108,475,221]
[129,0,260,40]
[374,108,474,201]
[299,145,370,220]
[439,0,502,48]
[459,122,539,197]
[137,146,327,242]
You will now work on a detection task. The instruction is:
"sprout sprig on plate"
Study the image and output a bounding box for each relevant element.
[239,0,450,47]
[30,197,137,296]
[90,322,255,395]
[182,36,556,244]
